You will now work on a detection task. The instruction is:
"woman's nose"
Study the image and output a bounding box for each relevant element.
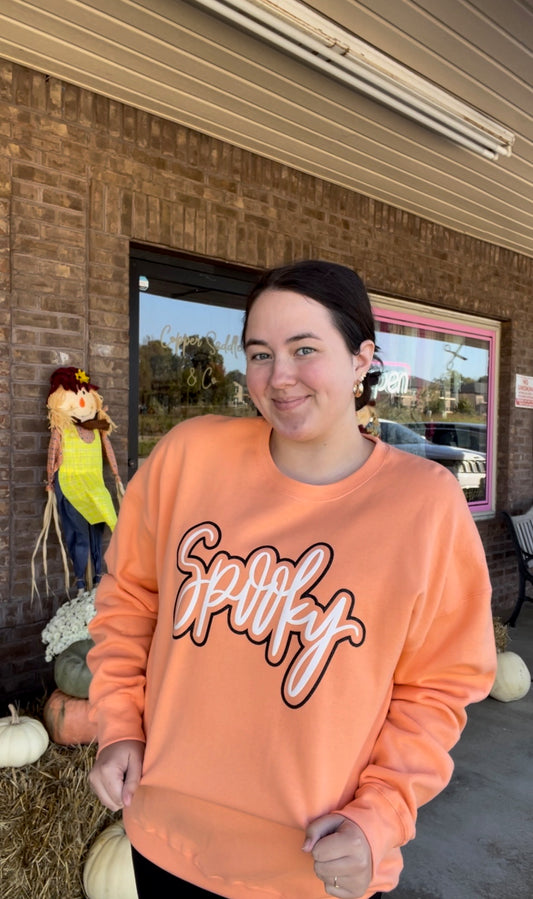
[269,356,296,387]
[79,397,85,408]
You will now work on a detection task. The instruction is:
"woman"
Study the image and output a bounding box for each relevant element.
[88,260,496,899]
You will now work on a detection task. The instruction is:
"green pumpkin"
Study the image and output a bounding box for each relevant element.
[54,638,94,698]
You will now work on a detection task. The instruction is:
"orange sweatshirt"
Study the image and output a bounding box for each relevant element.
[88,415,496,898]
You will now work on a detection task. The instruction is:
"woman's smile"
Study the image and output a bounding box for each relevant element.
[272,393,309,410]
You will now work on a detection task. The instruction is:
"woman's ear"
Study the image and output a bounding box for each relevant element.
[353,340,375,380]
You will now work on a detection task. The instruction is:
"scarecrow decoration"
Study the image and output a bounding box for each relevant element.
[32,367,124,600]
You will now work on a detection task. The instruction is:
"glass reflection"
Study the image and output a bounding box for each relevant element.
[138,294,252,459]
[373,317,490,503]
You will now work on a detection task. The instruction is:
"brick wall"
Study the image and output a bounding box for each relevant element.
[1,60,532,702]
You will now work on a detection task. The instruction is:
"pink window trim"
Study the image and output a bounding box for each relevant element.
[373,305,496,514]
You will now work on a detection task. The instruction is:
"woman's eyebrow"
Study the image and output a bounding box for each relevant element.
[243,337,268,350]
[287,332,321,343]
[244,332,321,349]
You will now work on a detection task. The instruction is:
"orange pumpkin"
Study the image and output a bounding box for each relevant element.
[43,689,98,746]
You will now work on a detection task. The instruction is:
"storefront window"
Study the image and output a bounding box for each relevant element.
[371,300,499,514]
[129,250,258,472]
[130,251,499,513]
[138,294,252,458]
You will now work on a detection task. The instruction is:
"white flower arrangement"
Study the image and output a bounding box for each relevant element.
[42,589,97,661]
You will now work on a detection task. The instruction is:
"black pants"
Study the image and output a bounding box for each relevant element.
[132,846,383,898]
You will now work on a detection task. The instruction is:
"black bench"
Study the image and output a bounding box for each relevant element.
[501,505,533,626]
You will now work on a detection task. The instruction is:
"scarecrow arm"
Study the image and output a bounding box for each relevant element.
[102,432,124,502]
[46,428,62,489]
[102,432,121,480]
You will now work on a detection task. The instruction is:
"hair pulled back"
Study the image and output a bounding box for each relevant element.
[242,259,380,409]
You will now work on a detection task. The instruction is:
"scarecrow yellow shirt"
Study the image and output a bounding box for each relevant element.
[58,426,117,529]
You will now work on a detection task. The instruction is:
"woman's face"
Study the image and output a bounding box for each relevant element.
[244,288,373,447]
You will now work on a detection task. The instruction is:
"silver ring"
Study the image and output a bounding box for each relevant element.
[333,876,338,889]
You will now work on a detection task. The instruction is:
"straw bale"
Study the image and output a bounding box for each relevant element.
[0,704,120,899]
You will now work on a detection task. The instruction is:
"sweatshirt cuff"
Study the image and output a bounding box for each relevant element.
[88,699,146,755]
[335,784,416,874]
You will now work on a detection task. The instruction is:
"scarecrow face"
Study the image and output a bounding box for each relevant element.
[57,386,98,422]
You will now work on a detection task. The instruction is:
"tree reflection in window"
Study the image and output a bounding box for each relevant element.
[138,298,253,459]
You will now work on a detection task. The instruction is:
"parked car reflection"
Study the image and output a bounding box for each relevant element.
[378,419,486,501]
[404,420,487,454]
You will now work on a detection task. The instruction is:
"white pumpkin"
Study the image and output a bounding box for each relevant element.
[83,820,137,899]
[490,650,531,702]
[0,704,49,767]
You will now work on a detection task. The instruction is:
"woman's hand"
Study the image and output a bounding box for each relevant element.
[88,739,145,812]
[303,813,373,898]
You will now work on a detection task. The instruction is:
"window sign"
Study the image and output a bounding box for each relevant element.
[515,374,533,409]
[139,294,254,459]
[371,301,499,513]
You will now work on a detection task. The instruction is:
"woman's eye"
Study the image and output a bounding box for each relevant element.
[295,346,315,356]
[249,351,271,361]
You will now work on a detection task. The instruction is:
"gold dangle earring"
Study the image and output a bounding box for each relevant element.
[353,377,365,399]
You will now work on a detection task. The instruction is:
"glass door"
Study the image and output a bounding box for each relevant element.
[129,248,259,475]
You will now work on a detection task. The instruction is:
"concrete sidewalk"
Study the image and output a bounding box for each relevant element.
[387,603,533,899]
